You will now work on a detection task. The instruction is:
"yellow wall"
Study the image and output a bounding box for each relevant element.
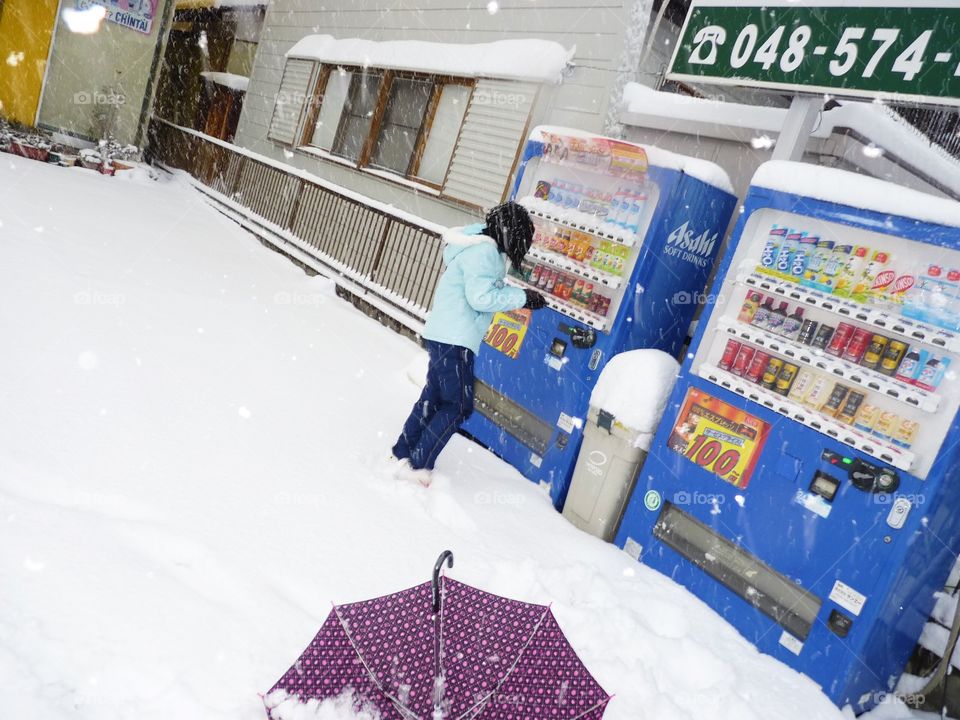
[0,0,58,125]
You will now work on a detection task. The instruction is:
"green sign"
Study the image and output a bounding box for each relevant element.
[668,1,960,106]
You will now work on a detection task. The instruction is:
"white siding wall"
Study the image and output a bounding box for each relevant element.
[234,0,629,227]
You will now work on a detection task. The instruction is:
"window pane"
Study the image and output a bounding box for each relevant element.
[415,83,470,185]
[311,68,351,151]
[332,70,382,162]
[369,77,433,175]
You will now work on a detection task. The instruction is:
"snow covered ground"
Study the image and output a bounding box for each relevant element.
[0,156,865,719]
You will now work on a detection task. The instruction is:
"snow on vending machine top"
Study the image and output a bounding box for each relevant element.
[615,160,960,711]
[461,128,737,509]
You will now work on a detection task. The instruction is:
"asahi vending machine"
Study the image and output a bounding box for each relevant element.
[462,128,736,508]
[616,160,960,711]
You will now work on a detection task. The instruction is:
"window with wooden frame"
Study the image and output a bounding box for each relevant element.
[300,65,473,188]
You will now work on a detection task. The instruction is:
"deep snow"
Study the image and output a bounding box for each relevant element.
[0,156,857,720]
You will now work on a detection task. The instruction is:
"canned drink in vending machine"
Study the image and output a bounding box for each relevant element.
[787,369,816,403]
[774,363,800,396]
[744,350,772,383]
[811,324,836,350]
[836,390,866,424]
[581,282,594,308]
[879,341,908,376]
[732,345,758,377]
[803,376,833,410]
[598,296,612,316]
[530,264,543,287]
[854,402,881,432]
[822,384,852,417]
[544,270,558,293]
[761,357,785,389]
[719,339,742,371]
[841,328,873,364]
[825,322,856,356]
[796,318,819,345]
[860,335,889,370]
[551,273,564,297]
[893,419,919,448]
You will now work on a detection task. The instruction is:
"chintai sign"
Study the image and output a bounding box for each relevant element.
[74,0,159,35]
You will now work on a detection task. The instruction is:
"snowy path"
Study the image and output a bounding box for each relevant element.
[0,158,847,719]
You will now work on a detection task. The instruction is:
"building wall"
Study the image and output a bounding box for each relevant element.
[37,1,170,146]
[0,0,58,125]
[234,0,630,227]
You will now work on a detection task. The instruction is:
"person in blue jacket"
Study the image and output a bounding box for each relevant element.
[392,201,546,486]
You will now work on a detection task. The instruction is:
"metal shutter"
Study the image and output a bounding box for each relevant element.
[442,79,538,209]
[267,58,315,146]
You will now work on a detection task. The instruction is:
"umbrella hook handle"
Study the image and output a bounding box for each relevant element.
[432,550,454,615]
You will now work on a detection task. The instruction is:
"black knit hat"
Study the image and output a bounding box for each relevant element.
[484,201,535,272]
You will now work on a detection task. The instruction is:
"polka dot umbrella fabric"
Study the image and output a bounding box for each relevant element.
[264,576,610,719]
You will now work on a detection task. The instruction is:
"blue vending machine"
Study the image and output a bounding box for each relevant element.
[462,128,736,508]
[616,160,960,711]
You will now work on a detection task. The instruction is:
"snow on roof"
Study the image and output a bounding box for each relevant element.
[623,82,788,133]
[621,83,960,198]
[286,35,574,84]
[530,125,735,194]
[200,71,249,92]
[752,161,960,228]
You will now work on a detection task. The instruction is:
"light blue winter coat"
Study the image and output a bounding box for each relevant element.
[422,223,528,354]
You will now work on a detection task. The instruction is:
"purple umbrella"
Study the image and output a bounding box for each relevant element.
[264,551,611,719]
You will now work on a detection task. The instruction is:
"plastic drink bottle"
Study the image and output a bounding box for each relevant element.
[738,292,762,323]
[751,297,775,328]
[764,301,790,334]
[790,235,817,281]
[759,226,788,275]
[781,307,805,340]
[775,232,802,279]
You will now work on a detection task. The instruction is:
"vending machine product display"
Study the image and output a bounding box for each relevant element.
[461,128,737,507]
[615,160,960,711]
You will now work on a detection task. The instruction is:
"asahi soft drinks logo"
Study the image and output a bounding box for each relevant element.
[665,220,718,269]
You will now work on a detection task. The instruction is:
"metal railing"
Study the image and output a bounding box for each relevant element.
[147,118,445,325]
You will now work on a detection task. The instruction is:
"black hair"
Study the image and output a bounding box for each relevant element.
[483,201,535,272]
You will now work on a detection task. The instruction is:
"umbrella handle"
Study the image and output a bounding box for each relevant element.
[432,550,454,614]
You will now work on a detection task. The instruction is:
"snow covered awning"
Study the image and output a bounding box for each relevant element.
[753,161,960,228]
[620,82,960,199]
[285,35,574,85]
[200,71,249,93]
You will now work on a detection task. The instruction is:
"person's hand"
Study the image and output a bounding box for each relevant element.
[523,289,547,310]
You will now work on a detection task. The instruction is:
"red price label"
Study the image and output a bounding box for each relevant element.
[684,434,745,484]
[667,388,770,489]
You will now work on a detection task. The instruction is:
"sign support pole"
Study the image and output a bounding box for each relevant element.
[771,95,822,162]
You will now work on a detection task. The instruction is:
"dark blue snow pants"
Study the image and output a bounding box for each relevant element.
[393,340,475,471]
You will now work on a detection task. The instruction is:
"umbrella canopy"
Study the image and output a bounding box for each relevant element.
[264,553,610,720]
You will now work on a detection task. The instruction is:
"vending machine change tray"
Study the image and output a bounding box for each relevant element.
[654,502,822,641]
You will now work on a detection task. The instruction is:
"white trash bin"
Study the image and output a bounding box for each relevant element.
[563,349,679,542]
